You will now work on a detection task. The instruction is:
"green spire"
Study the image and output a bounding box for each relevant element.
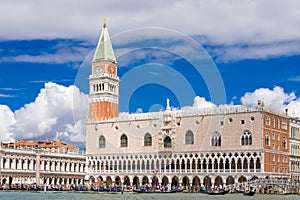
[93,18,117,63]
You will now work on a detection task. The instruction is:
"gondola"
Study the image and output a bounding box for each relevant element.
[205,189,229,195]
[243,190,255,196]
[103,187,123,193]
[133,188,183,193]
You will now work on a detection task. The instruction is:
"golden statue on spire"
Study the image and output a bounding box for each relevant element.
[103,18,107,28]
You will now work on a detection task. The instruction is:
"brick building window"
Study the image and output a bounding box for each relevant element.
[272,118,275,128]
[266,116,270,126]
[281,121,287,130]
[265,133,270,146]
[283,136,287,149]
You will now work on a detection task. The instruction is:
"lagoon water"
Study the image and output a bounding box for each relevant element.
[0,191,299,200]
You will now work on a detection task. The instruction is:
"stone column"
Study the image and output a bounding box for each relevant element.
[35,149,42,186]
[0,149,2,185]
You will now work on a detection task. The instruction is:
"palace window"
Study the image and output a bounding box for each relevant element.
[283,136,287,149]
[272,118,275,128]
[266,116,270,126]
[185,130,194,145]
[120,134,128,147]
[241,130,252,145]
[265,133,270,146]
[281,121,287,130]
[211,132,221,147]
[164,136,172,148]
[144,133,152,146]
[99,135,105,148]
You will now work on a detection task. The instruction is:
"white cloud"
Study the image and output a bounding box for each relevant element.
[10,82,89,147]
[182,96,216,110]
[0,43,91,65]
[241,86,297,113]
[288,76,300,82]
[0,94,13,98]
[135,108,143,113]
[0,105,15,142]
[0,0,299,45]
[0,1,299,63]
[211,41,300,63]
[192,96,216,109]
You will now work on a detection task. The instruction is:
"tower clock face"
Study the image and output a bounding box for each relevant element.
[96,67,102,73]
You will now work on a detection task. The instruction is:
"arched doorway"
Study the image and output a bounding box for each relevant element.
[171,176,179,187]
[142,176,149,185]
[49,177,53,185]
[161,176,169,186]
[97,176,103,183]
[182,176,189,189]
[9,177,13,185]
[226,176,234,185]
[115,176,121,186]
[106,176,112,185]
[152,176,158,188]
[123,176,130,186]
[192,176,201,192]
[203,176,211,190]
[214,176,223,187]
[250,176,258,181]
[238,176,247,183]
[133,176,139,188]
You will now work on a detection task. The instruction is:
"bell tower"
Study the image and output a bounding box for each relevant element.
[89,19,119,121]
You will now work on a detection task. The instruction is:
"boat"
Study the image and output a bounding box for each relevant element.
[205,189,229,195]
[243,190,255,196]
[103,187,123,193]
[133,188,183,193]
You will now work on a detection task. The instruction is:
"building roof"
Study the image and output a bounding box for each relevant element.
[93,19,117,63]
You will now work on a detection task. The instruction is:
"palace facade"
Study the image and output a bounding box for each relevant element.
[0,140,86,186]
[85,21,293,189]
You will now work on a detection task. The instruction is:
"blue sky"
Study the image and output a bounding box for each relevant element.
[0,0,300,150]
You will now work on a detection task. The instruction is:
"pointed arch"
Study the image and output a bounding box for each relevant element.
[144,133,152,146]
[185,130,194,144]
[99,135,105,148]
[164,136,172,148]
[211,132,221,146]
[120,134,128,147]
[241,130,252,146]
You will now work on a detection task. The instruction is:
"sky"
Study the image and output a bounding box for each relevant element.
[0,0,300,151]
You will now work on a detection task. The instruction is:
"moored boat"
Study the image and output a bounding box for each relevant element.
[205,189,229,195]
[133,188,183,193]
[243,190,255,196]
